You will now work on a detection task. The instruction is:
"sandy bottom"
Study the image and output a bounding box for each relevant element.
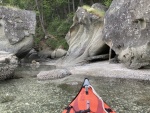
[1,62,150,112]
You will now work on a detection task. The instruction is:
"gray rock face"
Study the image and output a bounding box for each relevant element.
[0,51,18,80]
[103,0,150,69]
[0,6,36,56]
[58,3,108,66]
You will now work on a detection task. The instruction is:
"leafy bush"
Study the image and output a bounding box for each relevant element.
[45,38,68,50]
[45,13,73,50]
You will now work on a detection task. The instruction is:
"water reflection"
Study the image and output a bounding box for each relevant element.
[87,76,150,112]
[15,64,56,77]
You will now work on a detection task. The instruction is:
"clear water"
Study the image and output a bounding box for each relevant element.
[0,65,150,113]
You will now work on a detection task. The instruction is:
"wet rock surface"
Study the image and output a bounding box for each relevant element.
[103,0,150,69]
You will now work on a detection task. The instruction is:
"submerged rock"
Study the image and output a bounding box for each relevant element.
[37,69,71,80]
[0,51,18,80]
[0,6,36,57]
[103,0,150,69]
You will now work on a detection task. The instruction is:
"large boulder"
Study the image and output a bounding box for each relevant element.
[0,6,36,57]
[103,0,150,69]
[0,51,18,80]
[57,3,109,66]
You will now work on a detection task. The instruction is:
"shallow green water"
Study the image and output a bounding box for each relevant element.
[0,65,150,113]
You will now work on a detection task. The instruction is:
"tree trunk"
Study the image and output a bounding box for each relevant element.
[90,0,94,5]
[68,0,70,13]
[72,0,75,12]
[79,0,83,6]
[35,0,46,34]
[35,0,55,39]
[63,6,67,18]
[41,0,44,28]
[109,40,113,63]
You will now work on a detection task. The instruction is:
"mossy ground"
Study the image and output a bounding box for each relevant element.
[82,5,105,17]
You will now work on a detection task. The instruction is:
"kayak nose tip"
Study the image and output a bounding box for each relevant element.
[83,78,90,86]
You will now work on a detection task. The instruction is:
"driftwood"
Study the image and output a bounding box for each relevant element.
[86,54,109,62]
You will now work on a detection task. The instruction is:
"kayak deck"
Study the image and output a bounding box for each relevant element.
[62,78,116,113]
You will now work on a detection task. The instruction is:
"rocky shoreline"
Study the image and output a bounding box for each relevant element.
[69,61,150,80]
[36,60,150,81]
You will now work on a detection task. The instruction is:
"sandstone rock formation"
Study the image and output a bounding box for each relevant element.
[57,3,109,66]
[0,51,18,80]
[103,0,150,69]
[0,6,36,57]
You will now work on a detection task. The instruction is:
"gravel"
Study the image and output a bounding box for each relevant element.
[0,62,150,113]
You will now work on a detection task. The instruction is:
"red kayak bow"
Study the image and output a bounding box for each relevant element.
[62,78,116,113]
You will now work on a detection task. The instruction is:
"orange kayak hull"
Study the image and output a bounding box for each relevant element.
[62,78,116,113]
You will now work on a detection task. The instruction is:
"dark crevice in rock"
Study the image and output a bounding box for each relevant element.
[95,44,110,55]
[133,18,146,30]
[115,43,124,50]
[87,45,117,63]
[16,50,30,58]
[109,47,116,59]
[109,47,119,64]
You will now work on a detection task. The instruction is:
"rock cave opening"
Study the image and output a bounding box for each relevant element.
[88,44,116,63]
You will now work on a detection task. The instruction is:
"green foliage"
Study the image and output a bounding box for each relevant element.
[1,0,35,10]
[82,5,91,9]
[34,27,44,48]
[46,13,73,50]
[57,13,74,36]
[82,5,105,17]
[2,4,19,9]
[103,0,112,7]
[46,38,68,50]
